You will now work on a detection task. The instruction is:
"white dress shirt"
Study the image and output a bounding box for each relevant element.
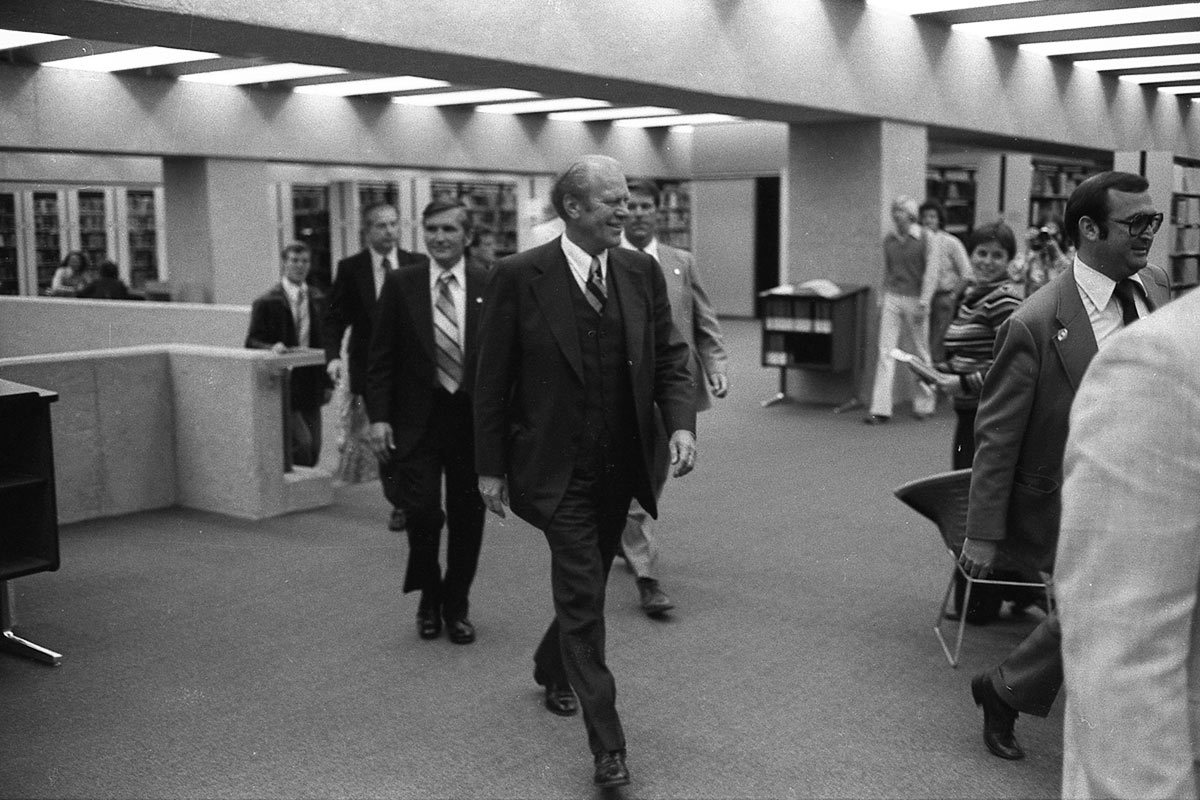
[561,235,607,296]
[371,248,400,299]
[1073,257,1150,349]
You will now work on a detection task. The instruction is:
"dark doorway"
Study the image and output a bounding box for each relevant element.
[754,176,781,315]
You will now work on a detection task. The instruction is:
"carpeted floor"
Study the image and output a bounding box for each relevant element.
[0,319,1062,799]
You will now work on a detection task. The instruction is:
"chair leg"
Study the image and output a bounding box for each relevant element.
[933,570,960,667]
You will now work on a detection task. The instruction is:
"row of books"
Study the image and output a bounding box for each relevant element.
[763,316,834,334]
[762,333,832,367]
[1174,162,1200,193]
[1030,165,1091,198]
[1172,194,1200,225]
[1171,255,1200,287]
[1173,225,1200,255]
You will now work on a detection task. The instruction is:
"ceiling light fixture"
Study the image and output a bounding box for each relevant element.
[863,1,1040,15]
[1121,70,1200,84]
[293,76,448,96]
[476,97,611,115]
[614,113,742,128]
[1023,31,1200,58]
[1078,53,1200,71]
[955,3,1200,38]
[392,88,540,106]
[1157,83,1200,94]
[42,46,218,72]
[179,62,345,86]
[0,29,68,50]
[548,106,679,122]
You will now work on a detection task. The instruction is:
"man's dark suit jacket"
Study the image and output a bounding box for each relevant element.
[473,239,696,530]
[245,282,333,410]
[364,261,487,456]
[966,262,1171,572]
[323,248,428,396]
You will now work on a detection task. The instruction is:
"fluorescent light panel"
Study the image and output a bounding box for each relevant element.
[864,1,1041,15]
[1078,53,1200,70]
[1158,83,1200,94]
[293,76,447,96]
[0,29,68,49]
[1023,31,1200,57]
[476,97,611,114]
[1121,70,1200,84]
[180,62,345,85]
[548,106,678,122]
[392,88,539,106]
[956,3,1200,37]
[42,46,217,72]
[615,113,741,128]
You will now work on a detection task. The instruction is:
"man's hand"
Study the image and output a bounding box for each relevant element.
[959,538,998,578]
[368,421,394,464]
[668,430,697,478]
[270,342,288,355]
[708,373,729,399]
[478,475,508,518]
[326,358,344,384]
[934,371,962,397]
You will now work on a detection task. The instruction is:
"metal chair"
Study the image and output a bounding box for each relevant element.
[893,468,1049,668]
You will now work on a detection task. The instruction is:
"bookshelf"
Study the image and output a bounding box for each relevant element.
[926,168,975,240]
[1170,157,1200,294]
[0,379,62,666]
[758,284,869,405]
[0,191,18,295]
[1028,161,1093,227]
[125,189,160,289]
[31,191,63,295]
[656,180,692,250]
[291,185,332,290]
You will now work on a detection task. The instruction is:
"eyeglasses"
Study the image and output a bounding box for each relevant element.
[1107,212,1163,237]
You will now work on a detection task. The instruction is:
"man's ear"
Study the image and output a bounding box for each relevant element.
[562,193,582,221]
[1078,217,1102,243]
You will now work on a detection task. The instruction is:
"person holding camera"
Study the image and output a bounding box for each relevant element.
[1011,217,1072,295]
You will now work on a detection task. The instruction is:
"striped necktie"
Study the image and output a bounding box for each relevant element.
[434,270,463,393]
[294,286,310,346]
[585,256,607,314]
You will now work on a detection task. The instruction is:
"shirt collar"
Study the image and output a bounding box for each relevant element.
[620,233,658,260]
[281,278,305,301]
[430,258,466,289]
[1073,255,1146,310]
[560,234,607,284]
[371,248,399,270]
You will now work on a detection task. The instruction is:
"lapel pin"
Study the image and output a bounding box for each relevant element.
[1056,328,1068,341]
[475,296,483,303]
[674,268,681,275]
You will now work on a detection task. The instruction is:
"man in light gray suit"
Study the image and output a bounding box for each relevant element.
[618,179,728,616]
[1057,285,1200,799]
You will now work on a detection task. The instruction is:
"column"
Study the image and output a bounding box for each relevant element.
[163,157,278,304]
[783,119,928,405]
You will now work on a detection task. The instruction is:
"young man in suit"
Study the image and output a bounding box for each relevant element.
[245,241,333,468]
[958,171,1172,760]
[323,203,429,530]
[473,155,696,789]
[618,178,728,616]
[365,200,487,645]
[1056,285,1200,799]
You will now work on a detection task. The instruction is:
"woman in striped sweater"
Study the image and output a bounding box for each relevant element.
[933,221,1025,470]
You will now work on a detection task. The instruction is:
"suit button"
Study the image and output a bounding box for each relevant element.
[587,330,596,337]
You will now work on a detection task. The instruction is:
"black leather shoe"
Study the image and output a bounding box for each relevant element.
[416,605,441,640]
[388,507,406,531]
[446,618,475,645]
[534,669,577,716]
[971,673,1024,760]
[593,750,630,788]
[863,414,890,425]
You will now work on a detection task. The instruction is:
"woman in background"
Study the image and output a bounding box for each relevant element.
[1010,216,1072,296]
[931,221,1029,624]
[49,250,90,295]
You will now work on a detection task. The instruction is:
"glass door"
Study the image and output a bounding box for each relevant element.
[0,191,19,295]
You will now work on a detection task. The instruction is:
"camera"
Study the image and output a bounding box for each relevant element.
[1029,227,1054,251]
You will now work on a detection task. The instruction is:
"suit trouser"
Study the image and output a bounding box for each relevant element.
[534,452,634,757]
[989,609,1063,717]
[869,292,936,418]
[621,412,669,580]
[290,404,323,468]
[379,390,485,622]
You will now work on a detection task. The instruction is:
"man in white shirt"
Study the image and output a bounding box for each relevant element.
[918,199,973,366]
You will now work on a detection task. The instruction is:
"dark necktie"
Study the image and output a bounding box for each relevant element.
[434,271,463,393]
[585,256,607,314]
[1112,279,1142,326]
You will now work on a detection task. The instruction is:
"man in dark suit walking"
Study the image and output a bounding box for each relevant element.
[473,155,697,789]
[959,171,1171,761]
[365,200,487,645]
[323,202,428,529]
[245,241,333,467]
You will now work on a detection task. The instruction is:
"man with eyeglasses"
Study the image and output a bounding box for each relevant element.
[957,171,1172,762]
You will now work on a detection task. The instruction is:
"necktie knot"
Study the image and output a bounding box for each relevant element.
[380,256,391,272]
[1113,279,1142,326]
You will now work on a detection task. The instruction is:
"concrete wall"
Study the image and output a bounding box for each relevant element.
[0,297,250,358]
[0,345,331,523]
